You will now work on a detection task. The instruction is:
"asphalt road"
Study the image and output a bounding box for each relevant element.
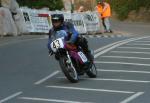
[0,33,150,103]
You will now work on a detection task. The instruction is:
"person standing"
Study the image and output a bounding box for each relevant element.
[95,1,104,33]
[77,5,84,12]
[101,0,112,33]
[96,0,112,33]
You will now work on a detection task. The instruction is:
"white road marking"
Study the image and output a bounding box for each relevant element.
[34,71,60,85]
[46,85,135,94]
[101,56,150,60]
[94,36,150,58]
[118,46,150,50]
[126,43,150,46]
[0,92,22,103]
[97,69,150,74]
[94,36,140,54]
[19,97,92,103]
[94,40,122,54]
[133,41,150,43]
[111,51,150,55]
[57,77,150,83]
[95,61,150,66]
[120,92,144,103]
[88,78,150,83]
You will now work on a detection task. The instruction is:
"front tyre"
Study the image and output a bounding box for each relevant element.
[59,57,79,83]
[86,63,97,78]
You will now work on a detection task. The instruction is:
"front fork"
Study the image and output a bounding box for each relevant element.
[66,51,76,71]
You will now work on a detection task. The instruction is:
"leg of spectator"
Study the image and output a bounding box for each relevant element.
[99,18,105,33]
[102,18,106,31]
[104,17,113,33]
[104,17,111,32]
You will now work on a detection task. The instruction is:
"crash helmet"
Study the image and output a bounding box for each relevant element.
[51,14,64,23]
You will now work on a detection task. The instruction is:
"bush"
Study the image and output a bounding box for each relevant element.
[17,0,64,10]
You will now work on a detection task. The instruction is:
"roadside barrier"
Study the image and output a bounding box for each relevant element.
[0,7,103,36]
[19,8,102,34]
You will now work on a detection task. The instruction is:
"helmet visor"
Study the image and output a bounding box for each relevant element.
[52,19,61,23]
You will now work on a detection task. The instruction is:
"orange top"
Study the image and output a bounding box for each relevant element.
[101,2,111,18]
[96,4,103,14]
[95,4,103,18]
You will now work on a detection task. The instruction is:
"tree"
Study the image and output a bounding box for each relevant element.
[17,0,64,10]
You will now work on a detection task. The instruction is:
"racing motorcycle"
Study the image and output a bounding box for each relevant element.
[49,30,97,83]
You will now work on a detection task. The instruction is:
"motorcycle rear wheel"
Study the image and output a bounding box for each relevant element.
[86,63,97,78]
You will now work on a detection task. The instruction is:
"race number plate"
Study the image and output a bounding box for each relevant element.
[50,38,64,52]
[78,52,88,63]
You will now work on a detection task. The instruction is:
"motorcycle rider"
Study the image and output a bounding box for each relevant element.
[47,14,93,63]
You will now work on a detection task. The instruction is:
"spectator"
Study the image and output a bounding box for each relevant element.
[95,1,104,33]
[101,0,112,33]
[78,5,84,12]
[96,0,112,33]
[95,1,103,15]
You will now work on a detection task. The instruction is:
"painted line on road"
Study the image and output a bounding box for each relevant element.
[86,78,150,83]
[133,40,150,43]
[34,70,60,85]
[120,92,144,103]
[118,46,150,50]
[126,43,150,46]
[57,77,150,83]
[94,36,150,58]
[100,56,150,60]
[0,92,22,103]
[19,97,92,103]
[94,40,124,54]
[95,61,150,66]
[111,51,150,55]
[94,36,137,54]
[97,69,150,74]
[94,35,138,54]
[46,85,135,94]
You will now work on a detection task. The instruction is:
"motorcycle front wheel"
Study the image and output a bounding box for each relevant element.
[59,56,79,83]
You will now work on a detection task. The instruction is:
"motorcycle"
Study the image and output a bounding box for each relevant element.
[49,30,97,83]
